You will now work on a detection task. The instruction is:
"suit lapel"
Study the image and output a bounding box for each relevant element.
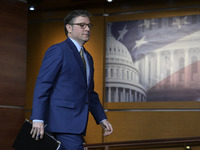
[65,38,87,80]
[84,49,93,88]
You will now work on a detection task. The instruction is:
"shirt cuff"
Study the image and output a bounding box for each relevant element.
[33,119,44,122]
[100,119,107,124]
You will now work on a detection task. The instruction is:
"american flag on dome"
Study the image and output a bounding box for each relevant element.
[107,14,200,102]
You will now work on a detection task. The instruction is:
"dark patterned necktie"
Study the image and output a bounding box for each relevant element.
[80,48,86,69]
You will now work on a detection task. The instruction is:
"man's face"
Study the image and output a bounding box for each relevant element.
[67,16,91,46]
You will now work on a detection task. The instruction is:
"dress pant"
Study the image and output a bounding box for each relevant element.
[53,133,84,150]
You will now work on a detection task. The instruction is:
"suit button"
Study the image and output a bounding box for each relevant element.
[85,102,88,104]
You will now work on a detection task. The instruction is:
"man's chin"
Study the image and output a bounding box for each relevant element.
[83,38,89,43]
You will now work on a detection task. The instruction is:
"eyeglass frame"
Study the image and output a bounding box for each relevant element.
[70,23,94,29]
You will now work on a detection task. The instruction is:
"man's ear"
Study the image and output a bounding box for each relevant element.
[66,24,72,34]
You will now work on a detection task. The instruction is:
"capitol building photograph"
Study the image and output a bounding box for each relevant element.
[105,14,200,103]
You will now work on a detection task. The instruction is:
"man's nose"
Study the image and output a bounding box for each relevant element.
[85,25,90,31]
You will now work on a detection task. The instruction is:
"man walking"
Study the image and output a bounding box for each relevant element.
[30,10,113,150]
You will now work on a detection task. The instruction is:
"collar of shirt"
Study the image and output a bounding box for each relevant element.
[69,37,82,52]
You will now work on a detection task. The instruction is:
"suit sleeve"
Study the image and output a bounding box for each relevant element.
[88,55,107,124]
[89,87,107,124]
[31,45,63,120]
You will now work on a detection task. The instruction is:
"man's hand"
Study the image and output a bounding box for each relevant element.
[100,120,113,136]
[30,122,44,140]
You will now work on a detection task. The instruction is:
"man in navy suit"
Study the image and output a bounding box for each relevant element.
[30,10,113,150]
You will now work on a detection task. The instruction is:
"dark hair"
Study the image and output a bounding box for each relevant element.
[64,10,91,36]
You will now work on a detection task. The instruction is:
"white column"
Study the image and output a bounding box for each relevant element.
[129,89,132,102]
[115,87,118,102]
[135,91,137,102]
[108,87,111,102]
[123,88,125,102]
[138,93,141,102]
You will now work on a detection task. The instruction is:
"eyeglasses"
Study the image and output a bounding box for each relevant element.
[70,23,94,29]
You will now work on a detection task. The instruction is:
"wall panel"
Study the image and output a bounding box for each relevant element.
[104,111,200,142]
[0,0,27,149]
[0,108,24,150]
[0,0,26,106]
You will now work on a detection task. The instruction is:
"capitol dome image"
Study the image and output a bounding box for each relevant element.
[105,23,147,103]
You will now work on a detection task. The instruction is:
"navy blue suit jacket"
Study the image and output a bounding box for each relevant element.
[31,38,107,135]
